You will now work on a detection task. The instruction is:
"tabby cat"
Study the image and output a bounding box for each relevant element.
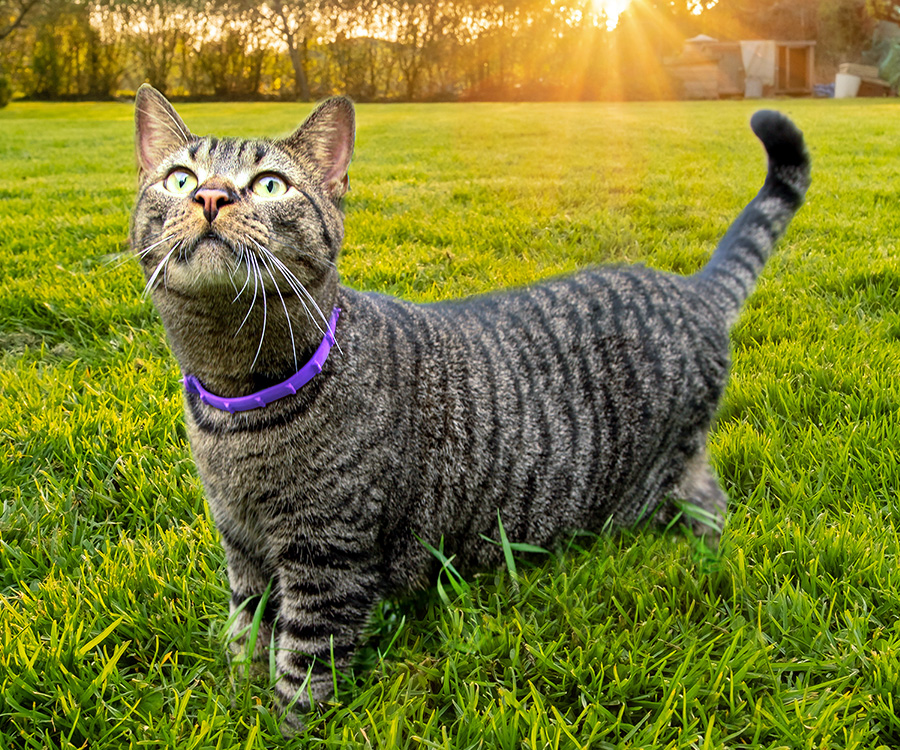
[131,84,810,730]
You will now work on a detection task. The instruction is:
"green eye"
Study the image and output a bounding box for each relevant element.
[163,169,198,195]
[252,174,289,198]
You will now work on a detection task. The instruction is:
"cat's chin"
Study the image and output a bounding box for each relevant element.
[155,237,246,293]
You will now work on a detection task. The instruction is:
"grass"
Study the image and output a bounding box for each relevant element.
[1,97,900,748]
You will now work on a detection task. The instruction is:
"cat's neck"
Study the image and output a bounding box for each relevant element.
[152,276,339,399]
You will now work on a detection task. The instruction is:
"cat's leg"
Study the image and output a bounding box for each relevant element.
[272,553,381,735]
[661,444,728,547]
[219,526,278,669]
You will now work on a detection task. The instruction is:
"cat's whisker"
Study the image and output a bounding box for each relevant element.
[167,242,184,290]
[100,252,138,274]
[235,252,261,338]
[264,252,326,340]
[259,253,299,371]
[139,233,175,259]
[142,243,178,299]
[250,238,330,340]
[247,239,316,326]
[275,271,320,339]
[228,243,244,296]
[232,245,253,304]
[275,260,342,354]
[249,253,268,370]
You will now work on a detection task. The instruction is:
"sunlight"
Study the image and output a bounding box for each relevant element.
[593,0,632,31]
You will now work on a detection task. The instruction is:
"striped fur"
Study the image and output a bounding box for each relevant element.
[130,85,810,730]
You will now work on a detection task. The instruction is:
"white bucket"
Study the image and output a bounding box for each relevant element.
[834,73,861,98]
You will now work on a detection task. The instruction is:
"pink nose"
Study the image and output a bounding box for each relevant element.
[194,188,233,223]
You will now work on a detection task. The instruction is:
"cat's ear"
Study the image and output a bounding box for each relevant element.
[282,97,355,200]
[134,84,193,177]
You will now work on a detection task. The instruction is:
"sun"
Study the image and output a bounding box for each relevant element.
[592,0,633,30]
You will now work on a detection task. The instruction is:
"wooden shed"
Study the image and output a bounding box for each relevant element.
[667,47,719,100]
[667,37,816,99]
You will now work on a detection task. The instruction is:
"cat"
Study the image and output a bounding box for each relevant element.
[130,84,810,731]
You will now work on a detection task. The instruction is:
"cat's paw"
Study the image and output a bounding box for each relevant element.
[227,607,274,673]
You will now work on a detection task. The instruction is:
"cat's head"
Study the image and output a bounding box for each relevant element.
[130,85,354,300]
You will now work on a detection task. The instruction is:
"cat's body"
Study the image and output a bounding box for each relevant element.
[131,86,810,730]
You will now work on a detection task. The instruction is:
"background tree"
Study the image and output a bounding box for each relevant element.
[0,0,41,41]
[869,0,900,21]
[259,0,322,100]
[0,0,889,103]
[104,0,198,94]
[187,0,271,98]
[27,0,123,98]
[0,0,42,106]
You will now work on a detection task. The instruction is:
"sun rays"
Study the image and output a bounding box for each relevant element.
[592,0,633,31]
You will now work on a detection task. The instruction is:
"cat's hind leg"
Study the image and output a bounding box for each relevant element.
[659,443,728,547]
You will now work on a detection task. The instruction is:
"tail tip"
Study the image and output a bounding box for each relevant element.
[750,109,809,170]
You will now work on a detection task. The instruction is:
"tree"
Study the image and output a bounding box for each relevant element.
[27,0,124,98]
[259,0,321,100]
[187,0,271,98]
[868,0,900,22]
[0,0,41,42]
[102,0,199,94]
[0,0,43,106]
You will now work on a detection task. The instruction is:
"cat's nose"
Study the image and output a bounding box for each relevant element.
[194,188,234,224]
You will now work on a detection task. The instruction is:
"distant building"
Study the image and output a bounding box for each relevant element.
[666,36,816,100]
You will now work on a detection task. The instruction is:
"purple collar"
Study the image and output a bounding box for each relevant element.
[183,307,340,414]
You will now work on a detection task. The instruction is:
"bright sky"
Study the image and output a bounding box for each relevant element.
[595,0,632,31]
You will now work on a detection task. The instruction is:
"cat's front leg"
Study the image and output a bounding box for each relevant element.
[272,550,381,734]
[218,522,278,669]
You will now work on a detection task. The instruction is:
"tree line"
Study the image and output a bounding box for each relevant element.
[0,0,881,105]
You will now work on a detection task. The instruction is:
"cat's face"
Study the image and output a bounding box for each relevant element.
[130,86,354,300]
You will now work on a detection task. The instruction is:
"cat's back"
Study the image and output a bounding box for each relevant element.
[341,264,731,399]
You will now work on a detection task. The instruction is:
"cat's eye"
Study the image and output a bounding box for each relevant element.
[163,169,198,195]
[252,173,289,199]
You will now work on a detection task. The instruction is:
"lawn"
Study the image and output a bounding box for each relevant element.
[1,97,899,749]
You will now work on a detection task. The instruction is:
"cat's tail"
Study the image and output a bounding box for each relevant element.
[696,110,810,323]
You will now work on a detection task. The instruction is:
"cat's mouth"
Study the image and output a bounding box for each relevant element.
[151,230,245,291]
[181,230,236,262]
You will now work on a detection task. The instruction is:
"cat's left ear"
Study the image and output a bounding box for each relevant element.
[282,97,355,201]
[134,84,194,177]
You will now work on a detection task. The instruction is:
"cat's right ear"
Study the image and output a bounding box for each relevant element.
[134,84,193,177]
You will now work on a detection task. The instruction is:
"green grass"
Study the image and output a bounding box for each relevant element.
[2,98,900,748]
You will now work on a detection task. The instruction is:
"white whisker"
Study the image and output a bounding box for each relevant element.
[228,244,243,296]
[139,233,175,259]
[248,253,268,370]
[235,252,260,337]
[248,237,329,338]
[269,255,339,352]
[265,254,324,338]
[143,243,179,298]
[232,245,253,303]
[101,252,136,273]
[259,253,299,371]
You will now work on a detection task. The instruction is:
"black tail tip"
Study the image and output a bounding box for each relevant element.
[750,110,809,169]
